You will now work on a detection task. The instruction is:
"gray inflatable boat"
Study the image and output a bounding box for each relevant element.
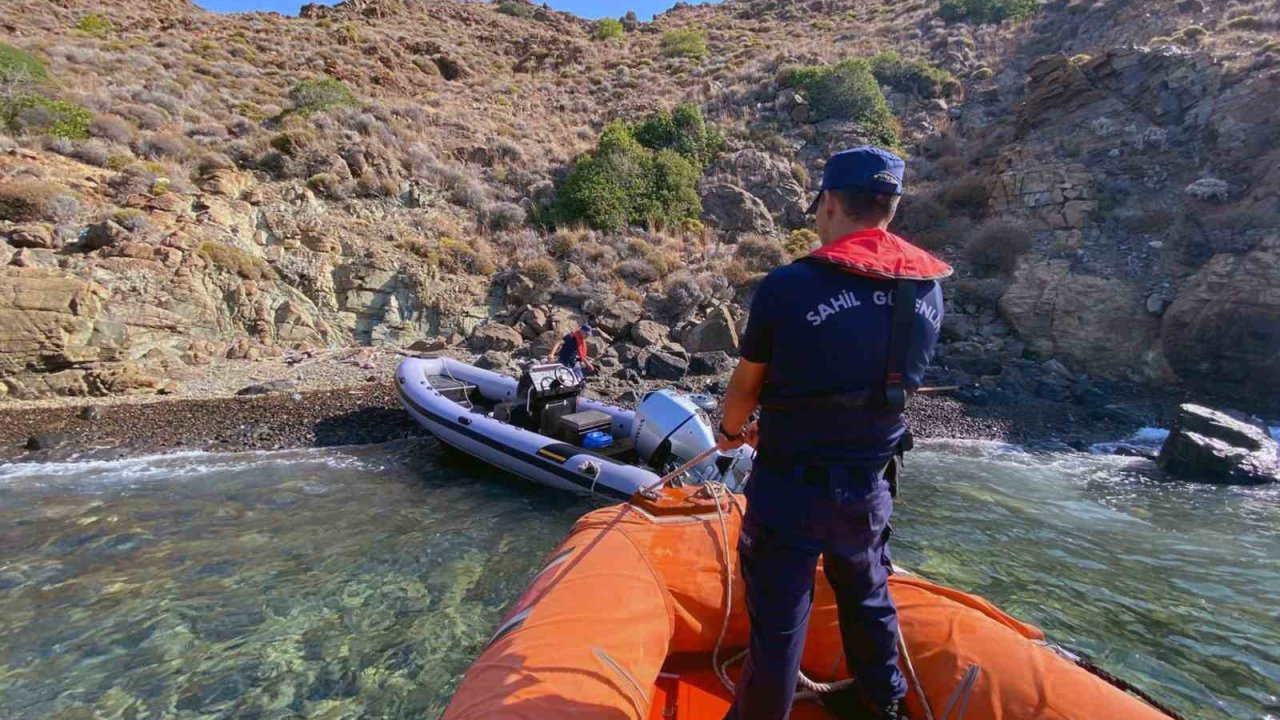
[395,357,753,500]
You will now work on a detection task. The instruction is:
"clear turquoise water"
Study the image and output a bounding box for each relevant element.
[0,438,1276,719]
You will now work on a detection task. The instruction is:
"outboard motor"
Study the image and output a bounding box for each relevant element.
[632,389,752,489]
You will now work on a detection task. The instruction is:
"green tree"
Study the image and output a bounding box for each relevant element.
[593,18,624,40]
[661,29,707,59]
[780,59,899,147]
[554,114,713,231]
[630,103,724,166]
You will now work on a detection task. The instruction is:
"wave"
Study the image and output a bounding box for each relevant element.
[0,439,425,486]
[1088,426,1169,456]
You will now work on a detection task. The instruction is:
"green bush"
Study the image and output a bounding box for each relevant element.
[661,29,707,59]
[495,1,533,17]
[288,76,358,114]
[76,13,116,37]
[868,52,958,98]
[0,43,47,85]
[778,59,899,147]
[554,119,705,231]
[785,229,819,257]
[3,95,93,139]
[630,103,724,166]
[937,0,1040,25]
[594,18,625,40]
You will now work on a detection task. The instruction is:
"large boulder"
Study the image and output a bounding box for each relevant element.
[681,305,739,354]
[699,183,776,238]
[645,351,688,381]
[690,350,734,375]
[1157,404,1278,485]
[630,319,670,347]
[589,299,642,337]
[468,323,523,352]
[704,150,808,228]
[1160,235,1280,403]
[0,268,107,379]
[6,223,57,250]
[82,220,129,250]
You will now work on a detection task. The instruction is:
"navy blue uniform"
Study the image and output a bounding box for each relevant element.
[725,257,943,720]
[556,332,582,368]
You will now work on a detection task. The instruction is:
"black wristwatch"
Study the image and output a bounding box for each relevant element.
[719,423,743,441]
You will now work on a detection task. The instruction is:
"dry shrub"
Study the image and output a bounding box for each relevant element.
[485,201,526,230]
[965,221,1030,276]
[735,234,786,271]
[0,179,75,222]
[89,114,133,143]
[521,257,559,285]
[942,175,989,218]
[548,228,583,258]
[615,257,661,285]
[197,241,275,280]
[138,132,189,160]
[951,277,1008,309]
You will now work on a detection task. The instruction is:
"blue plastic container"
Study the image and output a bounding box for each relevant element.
[582,430,614,449]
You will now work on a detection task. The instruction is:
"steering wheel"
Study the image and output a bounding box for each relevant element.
[537,375,558,390]
[554,366,579,387]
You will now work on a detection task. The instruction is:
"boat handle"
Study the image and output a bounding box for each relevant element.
[458,416,472,426]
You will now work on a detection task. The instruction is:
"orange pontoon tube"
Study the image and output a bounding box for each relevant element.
[443,488,1177,720]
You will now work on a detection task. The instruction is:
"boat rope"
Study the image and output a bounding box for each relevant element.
[1057,646,1189,720]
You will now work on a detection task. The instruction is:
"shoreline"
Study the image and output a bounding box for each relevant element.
[0,357,1176,466]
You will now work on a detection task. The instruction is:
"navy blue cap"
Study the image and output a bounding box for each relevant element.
[806,146,905,214]
[579,323,594,335]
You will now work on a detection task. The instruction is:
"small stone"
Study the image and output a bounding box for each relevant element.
[78,405,102,421]
[235,379,298,396]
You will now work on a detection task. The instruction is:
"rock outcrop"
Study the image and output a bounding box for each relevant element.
[1161,236,1280,400]
[1157,404,1278,485]
[998,261,1164,380]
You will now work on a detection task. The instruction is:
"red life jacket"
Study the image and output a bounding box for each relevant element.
[806,228,952,281]
[769,228,950,418]
[574,331,588,362]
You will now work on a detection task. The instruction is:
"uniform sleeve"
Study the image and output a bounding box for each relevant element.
[739,273,777,363]
[911,281,944,384]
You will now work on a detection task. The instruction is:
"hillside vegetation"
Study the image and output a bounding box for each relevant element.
[0,0,1277,411]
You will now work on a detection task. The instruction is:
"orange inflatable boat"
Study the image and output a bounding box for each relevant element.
[443,487,1179,720]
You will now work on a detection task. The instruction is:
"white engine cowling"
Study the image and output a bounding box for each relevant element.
[632,389,752,489]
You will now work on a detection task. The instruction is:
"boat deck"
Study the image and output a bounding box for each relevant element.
[650,658,833,720]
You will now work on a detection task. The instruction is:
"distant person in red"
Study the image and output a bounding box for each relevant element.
[547,322,606,381]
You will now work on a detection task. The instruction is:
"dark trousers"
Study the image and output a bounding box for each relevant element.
[723,464,906,720]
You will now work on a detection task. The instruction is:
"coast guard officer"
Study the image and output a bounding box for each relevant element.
[716,147,951,720]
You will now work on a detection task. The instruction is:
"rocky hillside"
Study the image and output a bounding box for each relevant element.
[0,0,1277,412]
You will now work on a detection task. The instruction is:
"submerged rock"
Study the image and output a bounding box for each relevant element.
[1157,404,1278,485]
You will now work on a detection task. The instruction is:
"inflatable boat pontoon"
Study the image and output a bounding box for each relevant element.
[395,356,753,499]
